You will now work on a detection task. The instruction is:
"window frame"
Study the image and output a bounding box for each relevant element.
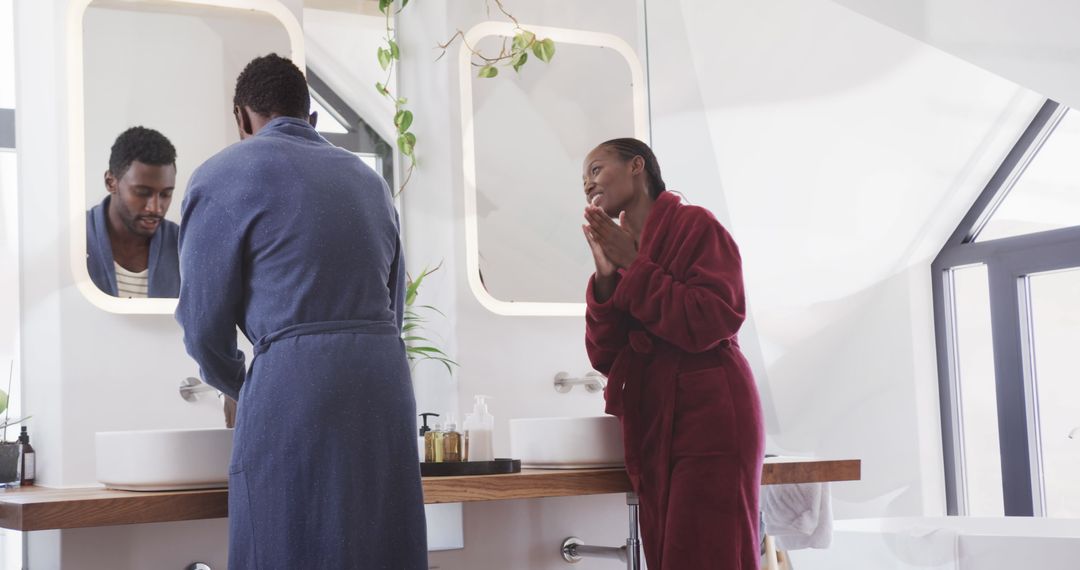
[306,69,393,188]
[933,99,1080,516]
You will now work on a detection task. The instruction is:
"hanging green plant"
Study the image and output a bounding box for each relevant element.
[438,19,557,76]
[376,2,556,378]
[376,0,555,196]
[376,0,416,195]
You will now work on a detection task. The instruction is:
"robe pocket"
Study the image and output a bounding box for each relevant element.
[671,367,737,457]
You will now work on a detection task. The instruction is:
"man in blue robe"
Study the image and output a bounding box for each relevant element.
[175,54,427,568]
[86,127,180,298]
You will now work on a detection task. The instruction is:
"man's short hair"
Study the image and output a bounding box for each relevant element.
[233,53,310,120]
[108,126,177,179]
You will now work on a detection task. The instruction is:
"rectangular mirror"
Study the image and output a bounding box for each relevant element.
[69,0,303,313]
[459,20,649,317]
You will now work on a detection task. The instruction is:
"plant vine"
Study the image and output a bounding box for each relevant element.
[376,0,555,196]
[376,0,414,196]
[377,1,557,379]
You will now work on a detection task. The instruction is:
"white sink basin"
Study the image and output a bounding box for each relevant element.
[95,428,233,491]
[509,416,624,469]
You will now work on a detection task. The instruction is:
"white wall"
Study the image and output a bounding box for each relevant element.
[0,0,19,429]
[0,0,13,110]
[0,149,21,455]
[399,2,647,568]
[830,0,1080,111]
[14,1,302,567]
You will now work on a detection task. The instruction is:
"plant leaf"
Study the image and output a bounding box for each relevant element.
[478,65,498,78]
[378,47,391,70]
[512,31,535,51]
[406,265,435,302]
[405,270,426,305]
[397,132,416,156]
[511,50,528,73]
[399,261,456,375]
[532,38,556,63]
[378,0,391,13]
[417,304,446,316]
[389,40,400,59]
[409,346,448,355]
[394,110,414,133]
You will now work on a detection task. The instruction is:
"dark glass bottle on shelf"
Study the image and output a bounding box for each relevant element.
[18,426,34,486]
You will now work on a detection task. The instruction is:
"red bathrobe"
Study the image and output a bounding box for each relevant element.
[586,191,765,569]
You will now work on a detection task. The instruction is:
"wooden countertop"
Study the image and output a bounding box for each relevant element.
[0,458,859,531]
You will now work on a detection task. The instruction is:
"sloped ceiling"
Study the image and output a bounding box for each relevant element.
[303,8,395,143]
[830,0,1080,109]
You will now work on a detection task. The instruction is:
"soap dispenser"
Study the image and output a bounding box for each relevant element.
[442,415,463,463]
[463,395,495,462]
[426,420,445,463]
[418,413,439,462]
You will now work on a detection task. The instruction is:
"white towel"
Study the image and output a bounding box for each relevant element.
[762,482,833,550]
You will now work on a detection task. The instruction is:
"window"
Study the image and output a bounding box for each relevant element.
[307,69,391,187]
[949,263,1004,516]
[934,100,1080,516]
[977,111,1080,241]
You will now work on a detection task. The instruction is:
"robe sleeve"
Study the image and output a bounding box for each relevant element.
[389,233,406,333]
[175,183,247,401]
[585,273,630,375]
[611,210,746,354]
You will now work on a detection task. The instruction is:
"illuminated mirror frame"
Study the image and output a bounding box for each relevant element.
[459,22,649,317]
[66,0,304,314]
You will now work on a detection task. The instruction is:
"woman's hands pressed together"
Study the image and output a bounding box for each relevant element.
[583,205,639,270]
[582,205,639,303]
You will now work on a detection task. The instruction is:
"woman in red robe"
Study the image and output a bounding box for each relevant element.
[581,138,765,569]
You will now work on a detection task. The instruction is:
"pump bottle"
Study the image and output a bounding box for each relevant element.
[463,395,494,462]
[418,413,439,462]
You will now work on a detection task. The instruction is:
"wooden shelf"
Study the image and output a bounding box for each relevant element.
[0,486,228,532]
[0,458,859,531]
[424,468,631,504]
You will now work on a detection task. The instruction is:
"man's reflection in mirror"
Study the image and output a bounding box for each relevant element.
[86,127,180,298]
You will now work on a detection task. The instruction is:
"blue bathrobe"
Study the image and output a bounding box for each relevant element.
[175,117,427,569]
[86,195,180,297]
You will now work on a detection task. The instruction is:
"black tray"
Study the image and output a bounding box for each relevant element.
[420,458,521,477]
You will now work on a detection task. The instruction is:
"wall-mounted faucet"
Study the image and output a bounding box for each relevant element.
[553,371,606,394]
[179,377,217,402]
[1069,426,1080,439]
